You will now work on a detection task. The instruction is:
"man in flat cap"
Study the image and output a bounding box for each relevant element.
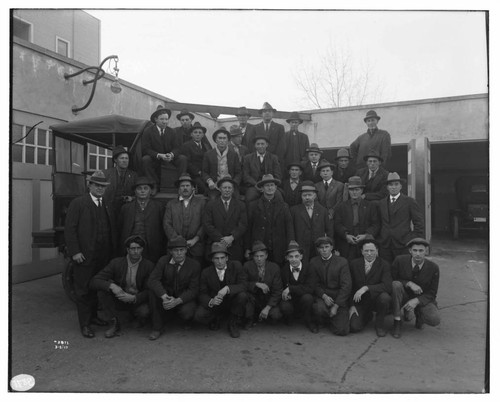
[283,111,310,178]
[301,144,328,183]
[315,160,348,219]
[348,237,392,337]
[252,102,286,161]
[148,237,201,340]
[235,106,256,150]
[356,150,389,202]
[194,242,248,338]
[350,110,392,169]
[90,235,155,338]
[332,148,357,184]
[280,162,304,207]
[141,106,187,188]
[377,172,424,263]
[310,236,351,336]
[391,238,440,338]
[64,171,118,338]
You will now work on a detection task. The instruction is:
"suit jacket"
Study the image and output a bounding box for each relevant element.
[141,124,183,159]
[280,261,315,298]
[174,126,212,148]
[198,261,247,307]
[349,257,392,306]
[247,196,295,264]
[240,123,256,150]
[252,121,286,160]
[201,148,242,186]
[102,167,138,213]
[229,142,250,165]
[148,256,201,303]
[163,195,206,258]
[391,255,439,306]
[334,198,380,240]
[290,202,333,261]
[203,197,247,245]
[90,256,155,305]
[310,254,352,307]
[64,193,118,260]
[180,139,212,178]
[377,194,424,249]
[356,167,389,201]
[283,130,310,167]
[333,164,357,183]
[301,159,328,183]
[119,199,166,262]
[315,179,347,218]
[243,260,283,307]
[280,179,303,207]
[242,152,282,186]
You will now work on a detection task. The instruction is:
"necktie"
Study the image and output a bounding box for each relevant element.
[412,265,419,281]
[97,198,102,208]
[292,267,300,273]
[324,181,329,191]
[391,197,396,203]
[312,163,317,174]
[307,206,313,218]
[369,171,374,179]
[224,200,229,211]
[290,180,298,190]
[160,128,164,136]
[259,155,264,164]
[175,263,181,273]
[265,123,269,133]
[365,262,372,275]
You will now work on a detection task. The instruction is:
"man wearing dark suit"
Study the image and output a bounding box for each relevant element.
[174,108,211,149]
[315,161,347,219]
[252,102,286,161]
[332,148,357,184]
[356,150,389,202]
[163,174,206,265]
[283,111,310,179]
[391,238,440,338]
[202,127,242,200]
[64,171,118,338]
[310,236,351,336]
[377,172,424,263]
[280,162,303,207]
[90,235,155,338]
[349,238,392,337]
[141,107,187,187]
[148,237,201,340]
[242,135,282,204]
[334,176,380,261]
[194,242,248,338]
[243,241,283,327]
[235,106,255,150]
[203,176,247,262]
[228,125,250,165]
[179,121,212,195]
[301,143,326,183]
[246,174,294,265]
[290,181,333,262]
[118,177,166,263]
[279,241,317,333]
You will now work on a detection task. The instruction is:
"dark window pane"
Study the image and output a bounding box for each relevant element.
[89,155,97,170]
[25,147,35,164]
[98,156,105,169]
[12,144,23,162]
[88,144,96,154]
[48,149,54,166]
[13,18,31,41]
[25,127,35,144]
[37,149,46,165]
[12,124,23,143]
[38,129,47,145]
[108,157,113,167]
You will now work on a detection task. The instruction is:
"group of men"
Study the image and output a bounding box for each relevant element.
[64,103,440,342]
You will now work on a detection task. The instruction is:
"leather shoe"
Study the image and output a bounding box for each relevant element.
[415,310,424,329]
[375,326,387,337]
[228,317,240,338]
[149,330,161,341]
[81,326,95,338]
[391,320,402,339]
[209,319,221,331]
[91,317,108,326]
[308,322,319,334]
[105,318,120,338]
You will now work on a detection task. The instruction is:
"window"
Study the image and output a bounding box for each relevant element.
[87,146,112,171]
[13,17,32,42]
[11,124,53,166]
[56,37,70,58]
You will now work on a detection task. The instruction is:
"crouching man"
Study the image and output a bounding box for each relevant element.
[90,235,155,338]
[391,238,440,338]
[194,242,248,338]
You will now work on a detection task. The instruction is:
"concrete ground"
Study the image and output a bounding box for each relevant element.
[9,234,488,393]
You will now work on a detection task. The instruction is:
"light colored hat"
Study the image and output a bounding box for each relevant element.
[87,170,110,186]
[335,148,351,160]
[259,102,277,113]
[285,240,303,255]
[209,242,231,257]
[256,174,281,188]
[385,172,406,184]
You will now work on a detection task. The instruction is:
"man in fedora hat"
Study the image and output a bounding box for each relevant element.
[90,235,155,338]
[180,121,212,194]
[242,134,282,205]
[280,162,304,207]
[290,181,333,262]
[348,237,392,337]
[310,236,351,336]
[235,106,255,149]
[356,150,389,201]
[243,241,283,327]
[203,176,247,262]
[246,174,294,264]
[202,126,242,200]
[103,145,138,221]
[118,177,166,263]
[252,102,285,160]
[334,176,380,261]
[175,109,212,149]
[141,106,187,188]
[283,111,310,178]
[194,242,248,338]
[332,148,356,184]
[163,174,206,265]
[279,240,317,332]
[377,172,424,263]
[228,124,250,165]
[391,238,440,338]
[147,237,201,340]
[64,170,118,338]
[350,109,392,169]
[301,143,328,183]
[315,160,348,219]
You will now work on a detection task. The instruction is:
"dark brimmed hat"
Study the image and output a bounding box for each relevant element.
[235,106,252,117]
[385,172,406,184]
[347,176,365,189]
[364,110,381,122]
[87,170,110,186]
[150,105,172,122]
[285,240,303,255]
[189,121,207,134]
[299,181,318,193]
[174,173,196,188]
[256,174,281,188]
[357,235,378,250]
[406,237,430,248]
[251,241,268,254]
[209,242,231,257]
[259,102,277,114]
[212,126,230,142]
[305,143,323,154]
[287,162,303,171]
[124,234,147,248]
[363,150,384,162]
[253,134,269,144]
[167,237,187,249]
[132,176,155,190]
[286,111,303,124]
[112,145,129,160]
[314,236,334,247]
[335,148,351,160]
[229,125,243,137]
[317,160,335,171]
[176,109,195,121]
[217,175,237,188]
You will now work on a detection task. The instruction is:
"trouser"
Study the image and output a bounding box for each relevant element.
[141,154,188,185]
[279,293,314,325]
[97,290,150,320]
[392,281,440,326]
[194,292,248,325]
[149,291,197,331]
[312,298,350,336]
[379,246,408,265]
[245,292,282,322]
[350,292,391,332]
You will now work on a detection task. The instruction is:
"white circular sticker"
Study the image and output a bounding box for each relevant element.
[10,374,35,391]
